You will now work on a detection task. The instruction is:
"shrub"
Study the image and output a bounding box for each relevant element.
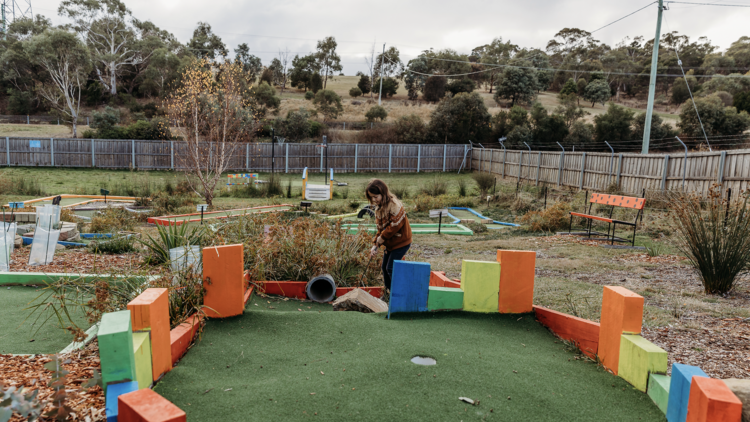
[670,187,750,294]
[464,220,488,234]
[594,103,635,145]
[510,197,534,214]
[734,91,750,114]
[371,77,399,98]
[428,92,491,144]
[349,87,362,98]
[87,235,138,255]
[277,109,312,141]
[357,74,371,95]
[89,208,135,233]
[139,223,205,266]
[420,175,448,196]
[472,172,495,195]
[446,77,476,95]
[310,73,323,93]
[312,89,344,120]
[390,185,409,199]
[517,202,570,232]
[457,179,467,197]
[365,105,388,122]
[394,114,427,144]
[423,76,447,102]
[678,95,750,140]
[304,91,314,100]
[413,194,445,212]
[250,82,281,117]
[309,120,325,138]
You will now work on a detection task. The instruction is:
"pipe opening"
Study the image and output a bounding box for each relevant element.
[306,274,336,303]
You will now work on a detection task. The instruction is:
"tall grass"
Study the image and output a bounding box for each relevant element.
[472,172,495,195]
[420,175,447,197]
[0,174,46,196]
[670,186,750,294]
[139,223,205,265]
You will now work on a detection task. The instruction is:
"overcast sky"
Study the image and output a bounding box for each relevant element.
[31,0,750,74]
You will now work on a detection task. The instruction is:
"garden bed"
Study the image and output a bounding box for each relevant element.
[147,204,292,226]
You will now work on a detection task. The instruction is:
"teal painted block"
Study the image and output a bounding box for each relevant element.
[648,374,671,415]
[98,310,136,394]
[427,286,464,310]
[618,334,668,392]
[460,260,500,313]
[667,363,707,422]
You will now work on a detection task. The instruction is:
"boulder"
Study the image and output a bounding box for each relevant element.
[332,288,388,313]
[723,378,750,422]
[14,235,23,248]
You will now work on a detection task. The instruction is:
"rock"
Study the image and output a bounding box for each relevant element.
[332,288,388,313]
[55,243,65,251]
[723,378,750,422]
[14,235,22,248]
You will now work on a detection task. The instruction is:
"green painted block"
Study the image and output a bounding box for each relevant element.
[427,286,464,310]
[618,334,668,392]
[98,310,136,393]
[647,374,670,415]
[460,260,500,313]
[132,332,153,390]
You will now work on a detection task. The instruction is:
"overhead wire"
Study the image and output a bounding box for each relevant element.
[589,2,658,34]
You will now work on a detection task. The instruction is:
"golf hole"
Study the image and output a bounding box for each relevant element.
[411,356,436,366]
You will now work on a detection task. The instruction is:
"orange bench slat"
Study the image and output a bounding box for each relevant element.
[570,212,613,223]
[589,193,645,210]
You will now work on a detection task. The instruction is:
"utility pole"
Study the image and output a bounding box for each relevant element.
[642,0,664,154]
[2,3,5,41]
[377,43,385,106]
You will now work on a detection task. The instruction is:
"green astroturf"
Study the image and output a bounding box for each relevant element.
[0,286,91,354]
[155,294,665,422]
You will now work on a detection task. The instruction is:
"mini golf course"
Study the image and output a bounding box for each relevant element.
[147,205,292,226]
[343,223,474,236]
[153,295,665,422]
[445,207,518,229]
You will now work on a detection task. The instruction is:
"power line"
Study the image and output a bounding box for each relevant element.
[590,2,658,34]
[665,1,750,6]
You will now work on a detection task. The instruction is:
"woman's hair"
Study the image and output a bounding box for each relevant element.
[365,179,394,207]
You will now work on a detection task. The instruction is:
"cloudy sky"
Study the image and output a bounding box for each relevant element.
[31,0,750,73]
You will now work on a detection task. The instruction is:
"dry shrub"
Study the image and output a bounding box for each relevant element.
[352,126,397,144]
[471,172,495,194]
[510,197,534,214]
[413,194,444,213]
[89,208,135,233]
[517,202,571,232]
[420,175,448,196]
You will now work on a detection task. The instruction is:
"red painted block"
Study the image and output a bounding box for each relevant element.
[128,288,171,382]
[118,388,186,422]
[430,271,451,287]
[243,285,254,305]
[202,244,245,318]
[686,376,743,422]
[598,286,644,375]
[169,314,203,366]
[534,306,600,359]
[255,281,383,300]
[496,250,536,313]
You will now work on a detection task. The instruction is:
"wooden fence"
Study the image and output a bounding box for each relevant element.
[0,137,471,173]
[471,147,750,196]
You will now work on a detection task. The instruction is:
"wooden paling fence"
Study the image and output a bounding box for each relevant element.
[0,137,470,173]
[471,147,750,196]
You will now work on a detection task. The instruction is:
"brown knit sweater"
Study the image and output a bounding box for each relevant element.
[373,197,412,251]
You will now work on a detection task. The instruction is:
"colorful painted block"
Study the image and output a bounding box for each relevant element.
[618,334,667,392]
[202,244,245,318]
[686,376,743,422]
[598,286,644,375]
[132,332,153,390]
[460,260,500,313]
[649,374,671,415]
[496,250,536,313]
[127,288,171,382]
[667,363,709,422]
[98,311,136,394]
[388,260,430,317]
[429,271,452,287]
[534,306,600,359]
[427,286,464,311]
[105,381,138,422]
[118,388,186,422]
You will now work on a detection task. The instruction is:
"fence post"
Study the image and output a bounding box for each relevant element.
[320,145,324,172]
[442,144,447,172]
[91,139,95,167]
[246,143,250,170]
[343,122,346,130]
[6,137,9,166]
[502,148,507,178]
[285,143,289,173]
[480,149,484,172]
[536,152,541,185]
[557,151,564,186]
[579,152,586,190]
[417,145,421,172]
[488,149,493,173]
[355,144,359,173]
[131,139,135,168]
[717,151,727,186]
[388,144,392,173]
[27,115,29,125]
[661,155,670,190]
[50,138,54,167]
[86,117,89,126]
[170,141,174,170]
[518,151,523,182]
[616,153,623,187]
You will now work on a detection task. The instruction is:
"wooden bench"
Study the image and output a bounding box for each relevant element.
[569,193,645,246]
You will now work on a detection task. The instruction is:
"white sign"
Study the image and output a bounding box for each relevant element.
[197,204,208,212]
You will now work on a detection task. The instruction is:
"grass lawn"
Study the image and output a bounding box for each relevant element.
[0,123,90,138]
[154,294,665,422]
[0,286,91,355]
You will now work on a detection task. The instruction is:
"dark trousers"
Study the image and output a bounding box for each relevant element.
[382,244,411,291]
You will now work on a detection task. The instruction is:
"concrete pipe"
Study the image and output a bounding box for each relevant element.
[306,274,337,303]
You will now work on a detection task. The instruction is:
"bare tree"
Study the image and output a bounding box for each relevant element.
[278,47,290,95]
[364,42,376,99]
[166,60,258,207]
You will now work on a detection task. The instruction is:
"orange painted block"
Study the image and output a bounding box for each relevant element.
[118,388,186,422]
[430,271,452,287]
[496,250,536,313]
[127,288,171,382]
[534,306,599,359]
[202,244,245,318]
[243,285,254,305]
[686,376,743,422]
[169,314,203,366]
[598,286,644,375]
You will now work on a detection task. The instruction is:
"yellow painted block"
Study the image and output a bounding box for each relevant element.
[460,260,500,313]
[618,334,667,392]
[132,332,153,390]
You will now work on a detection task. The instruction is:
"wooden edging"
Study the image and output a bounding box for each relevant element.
[533,305,600,359]
[147,204,293,226]
[0,272,157,286]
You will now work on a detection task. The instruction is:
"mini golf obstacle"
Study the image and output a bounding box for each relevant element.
[444,207,519,228]
[301,167,334,201]
[4,194,138,210]
[147,204,292,226]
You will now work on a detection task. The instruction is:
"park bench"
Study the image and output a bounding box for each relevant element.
[569,193,645,246]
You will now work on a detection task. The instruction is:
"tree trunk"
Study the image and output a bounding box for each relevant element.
[72,121,77,138]
[110,62,117,96]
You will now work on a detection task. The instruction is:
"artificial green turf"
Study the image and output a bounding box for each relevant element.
[155,295,666,421]
[0,286,91,354]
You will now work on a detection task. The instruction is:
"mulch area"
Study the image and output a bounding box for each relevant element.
[1,342,105,421]
[8,247,161,275]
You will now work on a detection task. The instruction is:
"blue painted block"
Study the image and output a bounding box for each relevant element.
[388,260,431,318]
[105,381,138,422]
[666,363,707,422]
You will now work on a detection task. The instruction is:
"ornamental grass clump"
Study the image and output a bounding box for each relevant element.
[670,186,750,294]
